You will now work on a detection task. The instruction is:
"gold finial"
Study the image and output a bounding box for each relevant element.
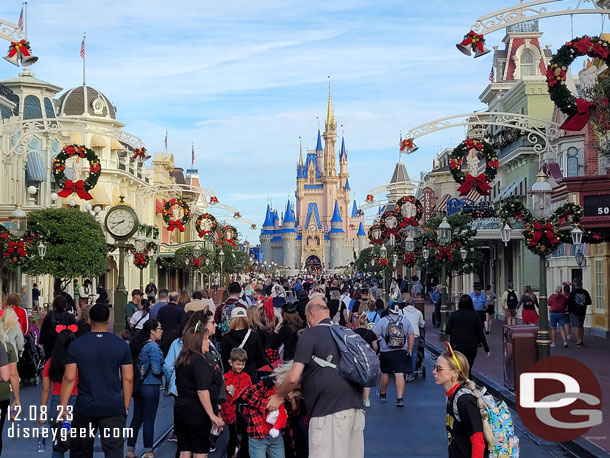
[326,76,336,131]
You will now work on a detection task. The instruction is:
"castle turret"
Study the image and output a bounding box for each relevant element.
[316,129,324,176]
[323,82,337,177]
[339,136,348,186]
[357,221,368,253]
[328,200,344,269]
[282,199,297,272]
[260,204,274,263]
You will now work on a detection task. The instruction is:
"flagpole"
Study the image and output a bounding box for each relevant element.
[82,32,86,86]
[24,1,27,40]
[190,142,194,186]
[165,130,168,154]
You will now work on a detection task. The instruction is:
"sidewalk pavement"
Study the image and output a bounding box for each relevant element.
[422,302,610,457]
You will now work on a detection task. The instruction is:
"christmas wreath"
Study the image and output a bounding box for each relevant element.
[380,211,400,239]
[52,144,101,200]
[449,138,498,196]
[195,213,218,238]
[546,36,610,131]
[497,199,532,222]
[550,203,583,225]
[162,198,191,232]
[133,252,150,269]
[523,220,561,256]
[368,224,384,245]
[394,195,423,227]
[218,225,238,247]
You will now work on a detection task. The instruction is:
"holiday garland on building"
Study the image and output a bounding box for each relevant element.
[52,144,101,200]
[449,138,498,196]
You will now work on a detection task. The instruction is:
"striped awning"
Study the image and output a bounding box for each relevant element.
[155,199,165,213]
[494,178,526,203]
[25,152,47,182]
[463,188,481,203]
[435,193,451,212]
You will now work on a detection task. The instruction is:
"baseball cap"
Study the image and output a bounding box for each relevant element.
[230,307,247,320]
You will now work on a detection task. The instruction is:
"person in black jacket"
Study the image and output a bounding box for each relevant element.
[272,303,304,360]
[220,307,266,382]
[445,295,490,377]
[39,295,77,360]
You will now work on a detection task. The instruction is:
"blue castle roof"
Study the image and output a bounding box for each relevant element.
[316,129,323,151]
[339,136,346,160]
[284,199,295,223]
[330,200,343,223]
[357,221,366,236]
[344,178,350,190]
[297,164,305,179]
[262,204,274,227]
[304,153,321,180]
[351,200,358,218]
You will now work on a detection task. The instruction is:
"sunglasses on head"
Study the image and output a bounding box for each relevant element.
[444,341,462,372]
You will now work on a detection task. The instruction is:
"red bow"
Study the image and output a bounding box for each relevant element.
[528,222,559,247]
[465,138,483,151]
[5,241,26,257]
[134,253,147,266]
[8,40,31,58]
[459,31,485,52]
[193,258,202,267]
[560,98,595,131]
[457,174,492,196]
[55,324,78,333]
[379,258,388,267]
[58,180,93,200]
[167,219,185,232]
[400,138,416,151]
[436,246,453,260]
[399,217,419,228]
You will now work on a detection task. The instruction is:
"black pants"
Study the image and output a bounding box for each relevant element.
[227,417,249,458]
[70,411,126,458]
[0,399,8,455]
[452,345,477,379]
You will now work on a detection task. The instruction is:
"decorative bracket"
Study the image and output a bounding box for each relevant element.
[0,18,24,44]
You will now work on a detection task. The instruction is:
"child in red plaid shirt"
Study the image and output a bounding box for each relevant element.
[222,348,252,458]
[239,361,296,458]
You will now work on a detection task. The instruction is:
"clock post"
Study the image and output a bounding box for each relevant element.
[114,240,128,333]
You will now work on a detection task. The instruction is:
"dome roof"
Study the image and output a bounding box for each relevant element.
[57,85,116,120]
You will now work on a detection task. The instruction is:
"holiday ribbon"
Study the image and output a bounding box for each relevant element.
[55,324,78,333]
[134,253,148,266]
[560,98,596,131]
[528,222,559,247]
[167,219,185,232]
[7,40,31,57]
[57,180,93,200]
[379,258,388,267]
[133,148,147,161]
[459,31,485,52]
[436,246,453,261]
[210,196,218,204]
[465,138,483,151]
[193,258,202,268]
[400,138,416,151]
[404,253,416,266]
[399,217,419,228]
[5,241,26,257]
[457,174,492,196]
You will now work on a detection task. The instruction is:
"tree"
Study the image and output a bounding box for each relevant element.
[25,208,107,288]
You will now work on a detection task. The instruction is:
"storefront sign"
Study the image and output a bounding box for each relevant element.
[583,195,610,217]
[422,187,435,224]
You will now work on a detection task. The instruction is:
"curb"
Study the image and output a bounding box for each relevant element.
[425,341,610,458]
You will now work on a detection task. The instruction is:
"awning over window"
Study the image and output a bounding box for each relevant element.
[155,199,165,213]
[435,193,451,212]
[25,152,46,182]
[110,139,123,151]
[494,178,526,203]
[90,134,106,148]
[90,186,111,206]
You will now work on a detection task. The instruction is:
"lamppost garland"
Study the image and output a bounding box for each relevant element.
[449,138,498,196]
[52,144,102,201]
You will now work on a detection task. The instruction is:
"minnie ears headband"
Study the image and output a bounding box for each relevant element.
[55,324,78,333]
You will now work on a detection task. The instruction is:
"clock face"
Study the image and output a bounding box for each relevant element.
[106,207,137,238]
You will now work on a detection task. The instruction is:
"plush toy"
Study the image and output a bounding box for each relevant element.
[266,404,287,438]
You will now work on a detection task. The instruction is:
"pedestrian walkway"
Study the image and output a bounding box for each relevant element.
[423,301,610,456]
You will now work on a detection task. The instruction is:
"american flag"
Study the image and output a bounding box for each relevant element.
[17,6,24,32]
[80,34,86,60]
[164,130,168,150]
[191,143,195,168]
[489,66,495,83]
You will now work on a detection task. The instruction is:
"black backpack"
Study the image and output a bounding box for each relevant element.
[506,291,518,309]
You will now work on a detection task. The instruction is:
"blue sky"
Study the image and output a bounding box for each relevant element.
[0,0,604,243]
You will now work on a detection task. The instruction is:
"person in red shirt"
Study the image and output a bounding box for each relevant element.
[38,327,79,454]
[4,294,29,337]
[221,348,252,458]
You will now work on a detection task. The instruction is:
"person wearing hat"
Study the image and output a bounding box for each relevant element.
[373,302,415,407]
[220,307,267,382]
[469,284,487,328]
[270,303,304,361]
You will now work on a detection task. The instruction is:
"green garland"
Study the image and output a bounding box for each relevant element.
[162,198,191,231]
[195,213,218,238]
[394,195,423,227]
[550,203,583,225]
[449,138,498,195]
[52,144,101,198]
[497,199,532,222]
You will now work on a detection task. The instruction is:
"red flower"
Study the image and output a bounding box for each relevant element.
[65,145,76,156]
[487,160,499,168]
[77,146,85,158]
[573,37,593,54]
[90,162,101,174]
[593,42,609,59]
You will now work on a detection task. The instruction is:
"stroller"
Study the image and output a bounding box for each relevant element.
[413,326,426,379]
[18,333,45,386]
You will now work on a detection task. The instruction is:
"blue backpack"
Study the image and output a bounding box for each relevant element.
[312,323,381,387]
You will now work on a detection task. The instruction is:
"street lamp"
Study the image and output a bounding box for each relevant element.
[379,244,388,300]
[528,170,553,360]
[501,223,512,246]
[37,241,46,259]
[570,226,583,246]
[10,205,27,292]
[404,235,415,253]
[218,249,225,287]
[575,249,585,267]
[460,247,468,261]
[205,257,211,290]
[422,247,430,261]
[437,217,452,341]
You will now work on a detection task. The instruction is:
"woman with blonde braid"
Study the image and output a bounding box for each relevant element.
[433,343,491,458]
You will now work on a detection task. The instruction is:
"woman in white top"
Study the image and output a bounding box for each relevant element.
[130,298,151,331]
[1,307,24,359]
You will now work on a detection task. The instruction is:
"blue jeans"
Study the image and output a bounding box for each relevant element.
[127,384,161,452]
[48,394,76,458]
[410,337,419,374]
[249,434,285,458]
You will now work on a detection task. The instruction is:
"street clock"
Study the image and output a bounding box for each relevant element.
[104,197,139,240]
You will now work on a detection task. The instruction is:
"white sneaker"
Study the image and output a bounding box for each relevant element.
[363,398,371,407]
[550,343,556,348]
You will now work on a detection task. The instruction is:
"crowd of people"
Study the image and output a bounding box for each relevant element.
[0,272,594,458]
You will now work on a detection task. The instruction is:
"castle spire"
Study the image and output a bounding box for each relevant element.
[325,76,336,131]
[298,137,303,166]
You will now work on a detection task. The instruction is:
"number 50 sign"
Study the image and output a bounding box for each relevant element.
[583,195,610,217]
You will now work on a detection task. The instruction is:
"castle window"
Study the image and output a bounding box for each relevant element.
[520,50,535,77]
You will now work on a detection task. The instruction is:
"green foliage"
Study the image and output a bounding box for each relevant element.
[25,208,107,279]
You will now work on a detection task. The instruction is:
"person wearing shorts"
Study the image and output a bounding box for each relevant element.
[548,286,568,348]
[484,285,496,335]
[373,303,414,407]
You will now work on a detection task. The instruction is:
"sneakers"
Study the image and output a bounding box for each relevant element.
[550,343,556,348]
[376,391,387,402]
[167,433,177,442]
[567,335,573,342]
[576,342,584,347]
[395,398,404,407]
[363,398,371,407]
[405,373,414,382]
[563,341,568,348]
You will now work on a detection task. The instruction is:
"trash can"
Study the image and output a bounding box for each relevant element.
[503,325,537,391]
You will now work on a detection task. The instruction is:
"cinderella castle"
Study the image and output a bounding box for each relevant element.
[260,87,369,274]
